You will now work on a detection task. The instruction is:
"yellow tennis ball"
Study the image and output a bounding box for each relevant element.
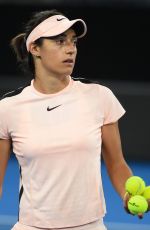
[143,186,150,200]
[128,195,148,214]
[125,176,146,195]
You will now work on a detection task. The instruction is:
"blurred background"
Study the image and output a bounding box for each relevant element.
[0,0,150,229]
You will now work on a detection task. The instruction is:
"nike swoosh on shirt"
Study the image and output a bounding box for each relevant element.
[47,105,62,111]
[57,18,65,21]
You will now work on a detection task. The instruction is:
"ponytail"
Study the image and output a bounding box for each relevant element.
[10,9,65,76]
[10,33,28,61]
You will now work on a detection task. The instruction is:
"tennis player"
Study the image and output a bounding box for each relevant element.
[0,9,146,230]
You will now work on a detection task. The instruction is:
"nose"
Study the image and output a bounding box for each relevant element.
[65,41,76,55]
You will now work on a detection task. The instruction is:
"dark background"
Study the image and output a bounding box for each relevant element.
[0,0,150,161]
[1,3,150,80]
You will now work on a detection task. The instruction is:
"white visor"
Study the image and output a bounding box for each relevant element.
[26,14,87,51]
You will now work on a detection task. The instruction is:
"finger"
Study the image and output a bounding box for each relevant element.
[124,206,131,214]
[123,192,130,207]
[123,193,131,213]
[138,213,143,219]
[123,206,136,216]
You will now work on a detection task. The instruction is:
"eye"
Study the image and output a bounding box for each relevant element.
[55,37,65,45]
[73,37,78,46]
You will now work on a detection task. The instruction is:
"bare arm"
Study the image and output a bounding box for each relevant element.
[0,139,11,198]
[102,122,150,218]
[101,122,133,199]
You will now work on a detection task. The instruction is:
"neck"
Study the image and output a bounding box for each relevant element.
[33,74,70,94]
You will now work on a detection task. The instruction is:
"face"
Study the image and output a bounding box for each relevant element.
[31,29,78,77]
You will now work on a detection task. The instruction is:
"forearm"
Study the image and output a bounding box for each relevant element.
[106,159,133,199]
[101,122,133,199]
[0,139,11,197]
[0,152,10,197]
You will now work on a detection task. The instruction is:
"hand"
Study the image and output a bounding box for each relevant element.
[123,193,144,219]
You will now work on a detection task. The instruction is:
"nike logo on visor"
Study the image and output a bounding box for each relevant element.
[57,18,65,21]
[47,105,62,111]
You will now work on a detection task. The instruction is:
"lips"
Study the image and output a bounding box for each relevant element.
[63,59,74,63]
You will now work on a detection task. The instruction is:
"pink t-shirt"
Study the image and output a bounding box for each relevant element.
[0,77,125,228]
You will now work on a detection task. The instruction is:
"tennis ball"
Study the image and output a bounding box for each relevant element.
[143,186,150,200]
[128,195,148,214]
[125,176,146,195]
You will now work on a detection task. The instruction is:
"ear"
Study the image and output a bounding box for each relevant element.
[29,42,41,57]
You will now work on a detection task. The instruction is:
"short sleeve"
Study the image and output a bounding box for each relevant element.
[100,86,126,125]
[0,100,10,139]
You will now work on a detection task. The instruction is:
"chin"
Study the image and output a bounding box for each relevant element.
[62,70,73,76]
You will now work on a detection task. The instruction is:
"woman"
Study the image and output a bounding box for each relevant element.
[0,9,147,230]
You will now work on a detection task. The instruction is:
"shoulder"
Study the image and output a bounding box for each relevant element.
[0,83,30,111]
[72,77,113,95]
[72,77,101,86]
[1,84,30,101]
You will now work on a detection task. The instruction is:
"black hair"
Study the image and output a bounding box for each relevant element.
[10,9,65,76]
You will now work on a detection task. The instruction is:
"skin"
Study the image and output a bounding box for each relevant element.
[0,27,149,219]
[0,139,11,197]
[30,29,77,94]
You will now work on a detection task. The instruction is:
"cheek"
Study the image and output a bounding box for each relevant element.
[42,48,57,58]
[40,49,59,65]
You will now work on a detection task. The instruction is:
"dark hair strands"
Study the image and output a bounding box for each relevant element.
[10,33,27,62]
[24,9,64,39]
[10,9,65,76]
